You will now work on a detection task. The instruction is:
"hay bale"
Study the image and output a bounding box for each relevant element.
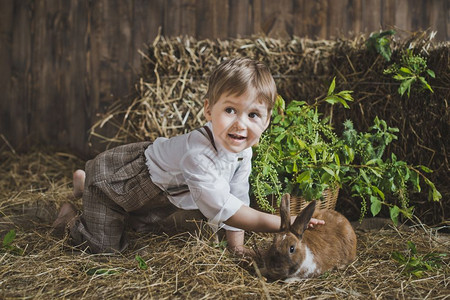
[90,35,335,145]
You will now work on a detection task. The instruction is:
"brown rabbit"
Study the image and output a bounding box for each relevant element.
[262,194,357,281]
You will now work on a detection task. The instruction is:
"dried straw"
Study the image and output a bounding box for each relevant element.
[89,35,335,147]
[0,150,449,299]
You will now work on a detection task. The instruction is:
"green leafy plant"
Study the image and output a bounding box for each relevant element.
[250,79,441,222]
[323,77,354,108]
[340,118,440,224]
[391,241,447,278]
[365,29,396,61]
[365,30,435,98]
[383,49,435,97]
[135,255,149,270]
[251,79,352,212]
[251,96,341,212]
[2,229,24,255]
[211,240,228,250]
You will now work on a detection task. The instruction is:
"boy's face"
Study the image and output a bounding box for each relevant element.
[204,89,271,153]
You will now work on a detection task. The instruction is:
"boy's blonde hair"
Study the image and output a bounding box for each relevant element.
[205,58,277,114]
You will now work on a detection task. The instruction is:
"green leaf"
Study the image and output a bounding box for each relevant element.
[296,138,306,149]
[296,171,311,183]
[411,270,424,278]
[274,132,286,143]
[325,95,340,105]
[407,241,417,255]
[368,167,382,178]
[327,77,336,96]
[336,90,354,101]
[390,205,400,225]
[344,145,355,162]
[322,167,336,177]
[320,172,333,183]
[391,251,406,263]
[409,257,420,267]
[339,98,350,109]
[366,30,395,61]
[325,95,351,108]
[402,206,414,219]
[3,230,16,248]
[273,114,283,124]
[393,74,407,80]
[399,67,413,75]
[410,171,420,192]
[360,169,370,184]
[418,76,434,93]
[379,44,392,61]
[366,159,380,165]
[426,69,435,78]
[370,197,382,216]
[398,78,415,97]
[275,95,285,111]
[419,165,432,173]
[308,148,317,163]
[135,255,148,270]
[334,153,341,166]
[371,185,385,200]
[425,178,442,201]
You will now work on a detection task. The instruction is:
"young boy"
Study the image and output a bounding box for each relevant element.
[53,58,324,255]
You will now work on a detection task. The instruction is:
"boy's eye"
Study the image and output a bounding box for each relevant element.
[249,112,260,119]
[225,107,236,114]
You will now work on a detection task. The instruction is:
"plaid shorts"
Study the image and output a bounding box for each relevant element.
[69,142,205,253]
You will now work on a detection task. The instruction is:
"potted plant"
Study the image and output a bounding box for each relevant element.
[250,79,441,224]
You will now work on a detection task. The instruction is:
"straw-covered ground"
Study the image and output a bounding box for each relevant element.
[0,149,448,299]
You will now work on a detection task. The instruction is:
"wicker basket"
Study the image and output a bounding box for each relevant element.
[267,187,339,215]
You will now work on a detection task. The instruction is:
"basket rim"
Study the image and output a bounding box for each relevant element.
[272,186,339,215]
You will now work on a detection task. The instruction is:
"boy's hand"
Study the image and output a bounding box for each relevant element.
[290,216,325,228]
[308,217,325,228]
[226,230,256,259]
[228,244,256,258]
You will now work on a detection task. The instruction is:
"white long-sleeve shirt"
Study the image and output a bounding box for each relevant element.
[144,122,251,231]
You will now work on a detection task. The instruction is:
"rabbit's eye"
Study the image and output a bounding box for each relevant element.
[289,245,295,253]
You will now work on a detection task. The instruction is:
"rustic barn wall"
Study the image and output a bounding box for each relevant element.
[0,0,448,157]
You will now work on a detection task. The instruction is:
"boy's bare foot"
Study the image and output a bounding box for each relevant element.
[73,169,85,198]
[51,203,78,236]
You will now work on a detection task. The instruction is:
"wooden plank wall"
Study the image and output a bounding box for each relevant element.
[0,0,448,157]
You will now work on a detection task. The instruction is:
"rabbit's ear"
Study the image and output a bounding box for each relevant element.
[279,194,291,231]
[291,200,316,237]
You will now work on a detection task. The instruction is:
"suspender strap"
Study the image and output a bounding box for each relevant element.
[197,125,217,151]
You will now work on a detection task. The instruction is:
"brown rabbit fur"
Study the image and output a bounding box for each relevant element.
[262,194,357,281]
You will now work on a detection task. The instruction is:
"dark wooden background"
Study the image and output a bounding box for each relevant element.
[1,0,448,157]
